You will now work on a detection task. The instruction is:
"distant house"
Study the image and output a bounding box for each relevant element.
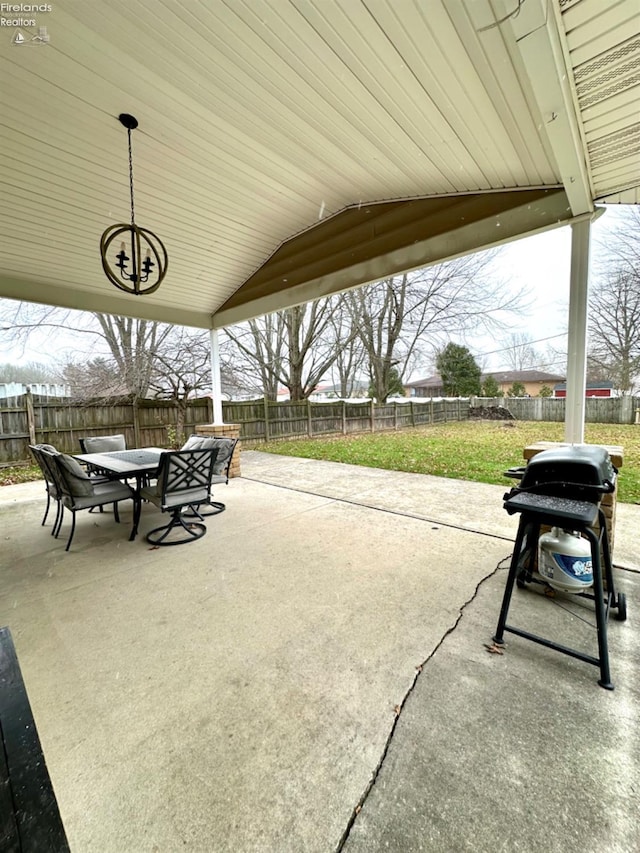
[404,374,443,397]
[554,381,614,398]
[310,381,370,401]
[405,369,565,398]
[486,370,565,397]
[0,382,71,399]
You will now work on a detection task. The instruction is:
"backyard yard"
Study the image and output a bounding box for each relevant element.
[259,420,640,505]
[3,420,639,503]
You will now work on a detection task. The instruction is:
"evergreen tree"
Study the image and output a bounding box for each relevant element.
[481,375,501,397]
[506,381,526,397]
[436,344,481,396]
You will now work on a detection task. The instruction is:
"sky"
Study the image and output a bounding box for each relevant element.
[467,206,625,376]
[0,205,630,380]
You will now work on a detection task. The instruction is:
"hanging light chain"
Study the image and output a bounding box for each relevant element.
[128,127,136,226]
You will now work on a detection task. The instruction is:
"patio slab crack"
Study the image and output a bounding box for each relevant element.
[333,555,511,853]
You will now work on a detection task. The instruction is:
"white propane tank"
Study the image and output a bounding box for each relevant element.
[538,527,593,593]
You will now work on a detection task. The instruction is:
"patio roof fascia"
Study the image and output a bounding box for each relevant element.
[212,187,577,329]
[0,274,215,331]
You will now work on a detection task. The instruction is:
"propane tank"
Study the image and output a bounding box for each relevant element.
[538,527,593,593]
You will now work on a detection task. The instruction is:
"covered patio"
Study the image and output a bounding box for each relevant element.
[1,1,639,849]
[1,452,638,851]
[1,0,639,440]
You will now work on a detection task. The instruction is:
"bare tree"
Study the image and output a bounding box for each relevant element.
[147,329,212,443]
[0,300,173,398]
[325,299,367,397]
[588,270,640,393]
[223,296,356,401]
[588,208,640,394]
[347,252,523,402]
[62,357,130,399]
[500,332,542,371]
[0,360,59,383]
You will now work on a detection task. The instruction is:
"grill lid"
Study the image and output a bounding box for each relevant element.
[518,445,617,499]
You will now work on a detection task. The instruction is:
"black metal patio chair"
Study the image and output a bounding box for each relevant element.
[42,449,136,551]
[139,448,219,546]
[179,434,238,516]
[78,432,139,500]
[28,443,62,531]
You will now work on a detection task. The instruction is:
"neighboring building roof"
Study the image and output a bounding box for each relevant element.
[487,370,565,384]
[404,375,441,388]
[405,370,565,388]
[554,381,614,391]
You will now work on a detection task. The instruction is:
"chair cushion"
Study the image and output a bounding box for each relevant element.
[58,454,94,496]
[181,435,235,475]
[140,485,208,509]
[64,481,133,510]
[82,434,126,453]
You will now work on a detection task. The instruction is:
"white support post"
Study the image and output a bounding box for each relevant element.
[209,328,223,424]
[564,219,591,444]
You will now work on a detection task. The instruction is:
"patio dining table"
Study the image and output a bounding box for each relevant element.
[74,447,165,540]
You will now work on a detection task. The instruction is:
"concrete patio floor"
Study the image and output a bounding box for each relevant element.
[0,450,638,852]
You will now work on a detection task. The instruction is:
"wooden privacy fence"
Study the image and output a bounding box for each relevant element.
[0,394,214,465]
[0,394,469,464]
[225,397,469,444]
[479,395,640,424]
[1,393,639,465]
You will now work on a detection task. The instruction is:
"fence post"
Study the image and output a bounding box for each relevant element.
[342,400,347,434]
[410,400,415,427]
[370,399,375,432]
[25,390,36,445]
[263,398,270,442]
[307,399,313,437]
[394,402,398,430]
[430,397,434,424]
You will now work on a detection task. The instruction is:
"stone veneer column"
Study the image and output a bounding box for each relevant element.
[195,423,241,478]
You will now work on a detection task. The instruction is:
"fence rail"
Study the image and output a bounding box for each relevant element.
[1,393,638,466]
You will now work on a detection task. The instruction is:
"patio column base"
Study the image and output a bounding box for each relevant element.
[195,423,241,477]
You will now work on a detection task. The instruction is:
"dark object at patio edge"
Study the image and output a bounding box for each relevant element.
[0,626,70,852]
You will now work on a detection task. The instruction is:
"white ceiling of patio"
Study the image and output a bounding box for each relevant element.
[0,0,638,329]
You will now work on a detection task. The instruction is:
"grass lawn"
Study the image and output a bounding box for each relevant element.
[0,463,41,487]
[259,420,640,505]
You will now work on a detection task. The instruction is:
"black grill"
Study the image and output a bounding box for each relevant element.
[505,444,616,509]
[494,443,627,690]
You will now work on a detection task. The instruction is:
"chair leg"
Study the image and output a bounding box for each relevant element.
[41,491,51,526]
[183,500,226,518]
[53,504,64,538]
[65,513,76,552]
[146,509,206,546]
[113,502,120,523]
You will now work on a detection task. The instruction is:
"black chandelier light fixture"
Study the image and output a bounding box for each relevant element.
[100,114,168,296]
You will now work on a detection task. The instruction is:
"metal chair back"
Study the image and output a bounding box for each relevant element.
[180,435,238,482]
[79,434,126,453]
[154,449,219,506]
